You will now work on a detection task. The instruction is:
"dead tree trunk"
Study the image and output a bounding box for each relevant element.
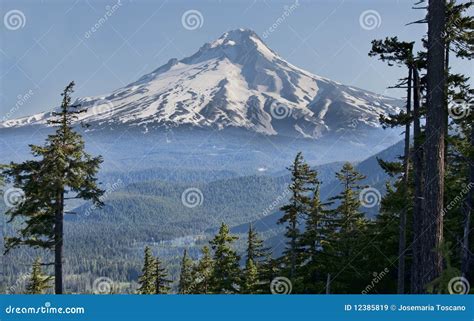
[411,66,424,294]
[398,65,412,294]
[54,190,64,294]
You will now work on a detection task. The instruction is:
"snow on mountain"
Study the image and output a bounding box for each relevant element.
[1,28,402,138]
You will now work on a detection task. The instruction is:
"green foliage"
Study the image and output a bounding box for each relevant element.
[190,246,214,294]
[138,247,155,294]
[209,223,240,293]
[298,177,332,293]
[426,243,461,294]
[241,258,259,294]
[278,152,317,278]
[325,162,369,293]
[3,82,104,293]
[154,257,171,294]
[26,258,52,294]
[178,249,194,294]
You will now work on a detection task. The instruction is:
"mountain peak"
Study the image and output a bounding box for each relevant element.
[182,28,277,65]
[210,28,260,47]
[1,28,402,141]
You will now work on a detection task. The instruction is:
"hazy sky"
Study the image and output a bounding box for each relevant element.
[0,0,471,119]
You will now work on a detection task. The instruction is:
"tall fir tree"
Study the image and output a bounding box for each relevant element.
[4,82,104,294]
[241,258,259,294]
[178,249,194,294]
[245,223,270,265]
[26,258,52,294]
[138,246,155,294]
[209,223,240,294]
[191,246,214,294]
[299,174,332,293]
[154,257,171,294]
[369,36,414,293]
[278,152,317,280]
[241,224,270,293]
[327,162,368,293]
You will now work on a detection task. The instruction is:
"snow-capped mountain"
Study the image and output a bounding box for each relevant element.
[1,29,401,139]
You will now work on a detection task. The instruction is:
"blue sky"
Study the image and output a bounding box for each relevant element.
[0,0,470,118]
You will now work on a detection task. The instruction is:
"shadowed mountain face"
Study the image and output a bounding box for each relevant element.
[2,28,401,141]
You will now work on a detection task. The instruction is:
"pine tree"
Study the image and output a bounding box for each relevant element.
[178,249,194,294]
[191,246,214,294]
[209,223,240,293]
[26,258,52,294]
[154,257,171,294]
[369,37,414,293]
[241,224,270,293]
[4,82,104,294]
[278,152,316,279]
[241,258,259,294]
[138,247,155,294]
[327,162,368,293]
[299,174,332,293]
[246,224,270,265]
